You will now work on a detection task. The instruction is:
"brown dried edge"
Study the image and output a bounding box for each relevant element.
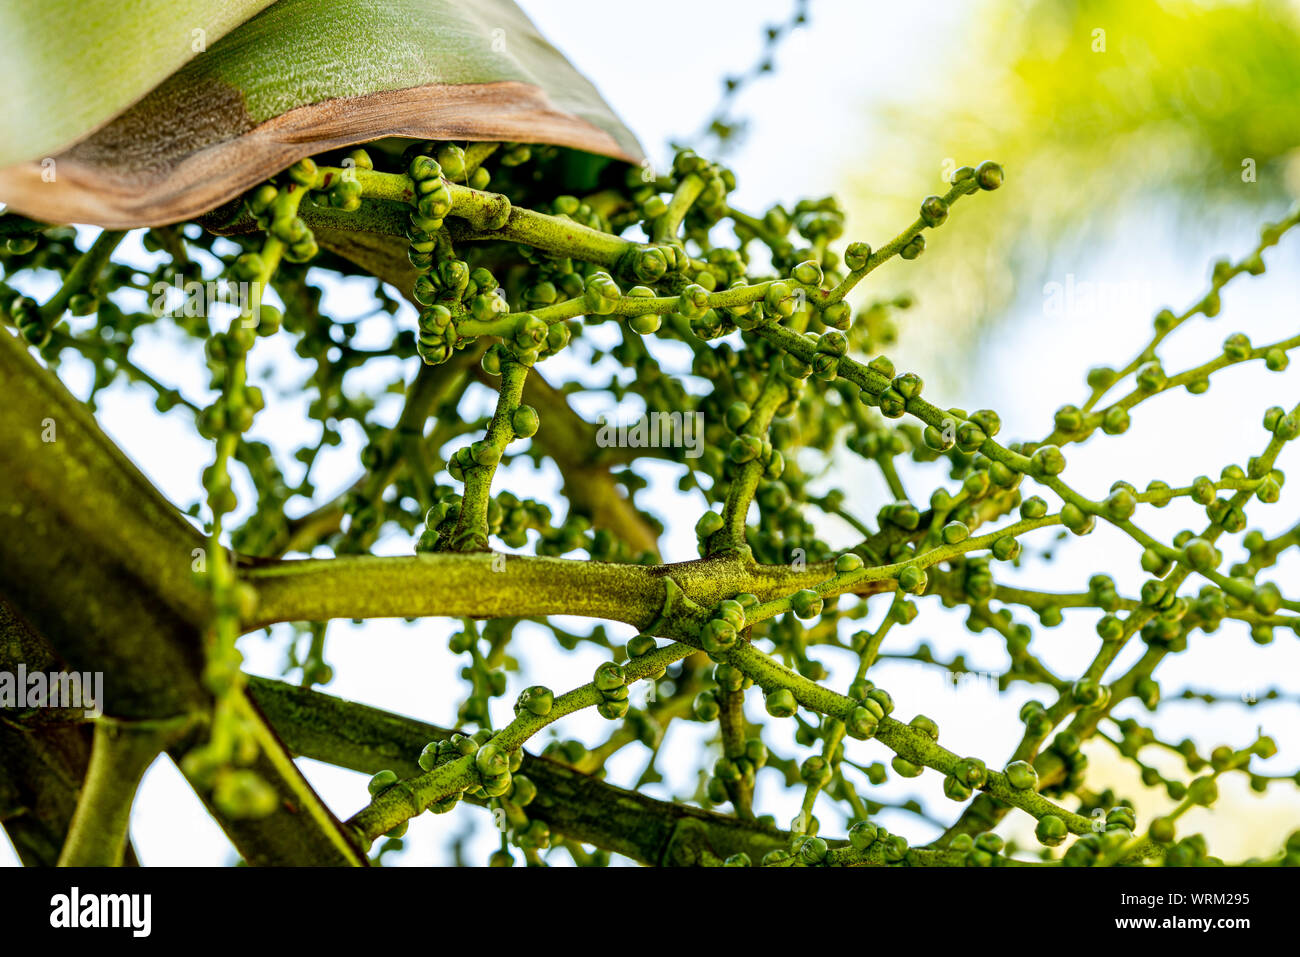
[0,80,639,229]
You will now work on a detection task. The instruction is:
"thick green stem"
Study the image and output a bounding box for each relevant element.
[58,719,184,866]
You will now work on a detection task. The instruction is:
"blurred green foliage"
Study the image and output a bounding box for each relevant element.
[845,0,1300,372]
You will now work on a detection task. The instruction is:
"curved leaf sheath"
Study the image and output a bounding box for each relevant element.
[0,0,642,227]
[0,0,274,166]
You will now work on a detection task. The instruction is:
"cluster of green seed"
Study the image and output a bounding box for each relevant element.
[7,119,1300,867]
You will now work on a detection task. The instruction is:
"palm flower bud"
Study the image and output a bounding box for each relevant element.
[627,634,657,658]
[1071,678,1109,708]
[368,769,399,796]
[699,619,738,654]
[515,685,553,717]
[790,589,823,619]
[693,690,720,721]
[919,195,948,227]
[593,661,625,693]
[511,405,540,439]
[584,272,621,314]
[898,565,927,594]
[764,688,797,718]
[1004,760,1038,790]
[974,161,1004,190]
[791,260,822,286]
[1035,814,1068,846]
[909,714,939,740]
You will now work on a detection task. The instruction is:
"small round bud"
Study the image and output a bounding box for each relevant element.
[1031,444,1066,476]
[515,685,553,717]
[368,769,399,796]
[511,404,540,438]
[765,688,797,718]
[1004,760,1038,790]
[1035,814,1068,847]
[974,161,1004,190]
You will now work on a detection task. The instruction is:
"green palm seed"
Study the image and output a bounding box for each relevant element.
[844,242,872,270]
[515,685,553,717]
[956,422,987,453]
[800,755,832,787]
[941,521,969,544]
[898,565,927,593]
[696,511,724,539]
[1004,760,1038,790]
[975,833,1004,855]
[791,260,822,285]
[821,301,852,329]
[725,401,752,432]
[859,696,886,721]
[846,706,879,740]
[1031,444,1066,476]
[924,424,955,451]
[593,662,626,692]
[891,756,922,778]
[1020,496,1049,520]
[693,690,721,722]
[943,775,972,800]
[368,769,398,796]
[1104,487,1136,521]
[1035,815,1068,847]
[1252,582,1282,614]
[765,689,797,718]
[1101,406,1130,435]
[1182,537,1217,571]
[714,662,744,692]
[1223,332,1252,360]
[920,195,948,227]
[834,552,864,573]
[974,161,1004,190]
[883,834,909,862]
[418,742,440,772]
[790,589,823,619]
[700,619,738,653]
[765,281,795,317]
[845,821,878,851]
[900,236,925,259]
[909,714,939,740]
[1071,678,1109,708]
[1054,404,1085,434]
[992,536,1020,561]
[954,758,986,789]
[892,372,923,399]
[624,634,655,657]
[629,312,661,335]
[1189,776,1219,806]
[1140,547,1173,575]
[597,699,629,720]
[475,744,509,778]
[1149,817,1176,843]
[1061,503,1094,535]
[799,836,829,863]
[709,600,743,631]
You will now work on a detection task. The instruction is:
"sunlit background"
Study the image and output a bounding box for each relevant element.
[5,0,1300,866]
